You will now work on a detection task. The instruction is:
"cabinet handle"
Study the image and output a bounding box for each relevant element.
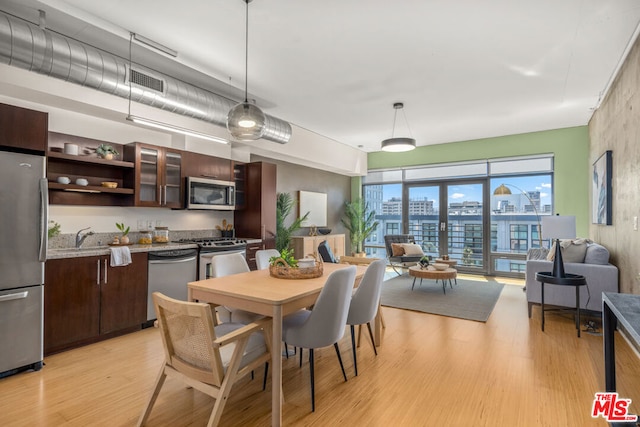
[97,260,101,285]
[164,185,167,205]
[261,225,265,240]
[158,185,163,205]
[104,258,108,284]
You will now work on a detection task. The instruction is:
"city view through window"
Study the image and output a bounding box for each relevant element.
[363,174,553,275]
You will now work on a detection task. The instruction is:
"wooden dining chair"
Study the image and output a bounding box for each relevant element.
[282,266,357,412]
[210,252,263,324]
[346,258,386,376]
[255,249,280,270]
[137,292,272,427]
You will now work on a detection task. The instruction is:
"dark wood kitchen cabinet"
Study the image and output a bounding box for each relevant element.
[44,252,148,355]
[124,142,183,208]
[234,162,277,249]
[181,151,232,181]
[0,103,48,153]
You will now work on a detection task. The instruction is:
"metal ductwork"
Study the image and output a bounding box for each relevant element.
[0,11,292,144]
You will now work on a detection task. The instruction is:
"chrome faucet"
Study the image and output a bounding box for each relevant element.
[75,227,95,249]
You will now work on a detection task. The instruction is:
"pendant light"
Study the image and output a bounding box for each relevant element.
[227,0,266,141]
[381,102,416,152]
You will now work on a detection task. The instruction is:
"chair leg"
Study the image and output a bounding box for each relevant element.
[284,342,289,359]
[263,362,269,391]
[136,366,167,427]
[333,342,347,382]
[350,325,358,377]
[366,322,377,356]
[299,347,304,367]
[309,348,315,412]
[379,304,386,329]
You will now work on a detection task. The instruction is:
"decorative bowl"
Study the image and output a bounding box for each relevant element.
[101,181,118,188]
[317,228,332,235]
[433,263,448,271]
[75,178,89,186]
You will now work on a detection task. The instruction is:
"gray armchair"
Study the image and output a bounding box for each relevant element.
[384,234,422,275]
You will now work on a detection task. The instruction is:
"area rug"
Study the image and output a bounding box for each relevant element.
[380,275,505,322]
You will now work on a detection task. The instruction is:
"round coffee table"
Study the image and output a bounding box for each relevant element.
[408,265,457,294]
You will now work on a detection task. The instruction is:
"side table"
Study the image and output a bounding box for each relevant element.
[535,272,587,337]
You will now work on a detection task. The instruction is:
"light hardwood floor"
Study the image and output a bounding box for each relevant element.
[1,276,639,427]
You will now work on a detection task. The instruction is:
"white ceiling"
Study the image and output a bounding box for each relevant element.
[3,0,640,152]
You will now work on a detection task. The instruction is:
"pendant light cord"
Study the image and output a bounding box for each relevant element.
[391,108,398,138]
[128,32,133,116]
[244,0,249,103]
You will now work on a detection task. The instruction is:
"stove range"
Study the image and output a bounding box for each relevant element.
[174,237,247,253]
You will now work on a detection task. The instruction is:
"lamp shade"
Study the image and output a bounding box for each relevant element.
[541,215,576,240]
[381,137,416,152]
[226,102,266,140]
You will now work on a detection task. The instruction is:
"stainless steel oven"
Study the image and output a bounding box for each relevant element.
[173,238,248,280]
[199,247,246,280]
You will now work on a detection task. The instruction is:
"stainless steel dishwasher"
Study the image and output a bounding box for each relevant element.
[147,248,198,322]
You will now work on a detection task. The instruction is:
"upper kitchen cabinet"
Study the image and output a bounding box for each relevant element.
[181,151,232,182]
[0,103,48,153]
[124,142,183,208]
[234,162,277,249]
[47,132,135,206]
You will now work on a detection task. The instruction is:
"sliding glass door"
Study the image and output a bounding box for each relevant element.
[407,181,486,273]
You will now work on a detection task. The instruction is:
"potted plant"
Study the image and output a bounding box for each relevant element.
[96,144,119,160]
[275,192,309,252]
[341,198,379,257]
[116,222,130,244]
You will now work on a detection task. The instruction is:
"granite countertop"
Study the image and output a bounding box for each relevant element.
[47,242,199,260]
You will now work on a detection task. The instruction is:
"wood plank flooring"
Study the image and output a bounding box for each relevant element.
[1,276,639,426]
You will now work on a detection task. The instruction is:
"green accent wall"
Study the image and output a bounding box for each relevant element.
[366,126,590,236]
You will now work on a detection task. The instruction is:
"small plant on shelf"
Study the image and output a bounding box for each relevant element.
[115,222,130,244]
[96,144,119,160]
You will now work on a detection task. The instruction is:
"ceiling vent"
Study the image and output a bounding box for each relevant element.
[0,11,291,144]
[129,68,164,94]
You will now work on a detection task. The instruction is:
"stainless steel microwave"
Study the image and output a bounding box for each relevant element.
[185,177,235,210]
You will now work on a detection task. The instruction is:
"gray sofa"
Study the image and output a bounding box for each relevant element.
[525,242,618,316]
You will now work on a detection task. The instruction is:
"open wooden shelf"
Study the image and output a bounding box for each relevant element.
[48,182,134,194]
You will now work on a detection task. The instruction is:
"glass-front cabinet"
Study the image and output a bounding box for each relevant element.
[125,143,182,208]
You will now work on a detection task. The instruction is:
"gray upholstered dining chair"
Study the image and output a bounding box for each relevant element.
[282,266,357,412]
[255,249,280,270]
[346,258,386,376]
[210,252,263,324]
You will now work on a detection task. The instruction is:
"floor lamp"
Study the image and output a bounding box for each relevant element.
[493,183,543,247]
[541,215,576,278]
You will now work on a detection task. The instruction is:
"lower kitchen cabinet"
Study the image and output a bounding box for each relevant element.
[44,252,148,355]
[245,240,263,270]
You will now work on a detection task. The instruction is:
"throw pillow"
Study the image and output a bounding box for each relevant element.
[391,243,405,257]
[401,243,424,256]
[584,243,610,265]
[547,239,588,263]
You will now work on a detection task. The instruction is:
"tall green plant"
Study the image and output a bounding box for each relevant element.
[341,198,379,254]
[276,192,310,252]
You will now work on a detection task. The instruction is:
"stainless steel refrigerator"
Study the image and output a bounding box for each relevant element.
[0,149,47,377]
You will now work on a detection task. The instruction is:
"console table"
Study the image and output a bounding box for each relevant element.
[603,293,640,392]
[535,272,587,337]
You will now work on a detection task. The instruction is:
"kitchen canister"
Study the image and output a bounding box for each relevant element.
[64,143,79,155]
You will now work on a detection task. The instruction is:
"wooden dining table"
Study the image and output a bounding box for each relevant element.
[187,262,369,427]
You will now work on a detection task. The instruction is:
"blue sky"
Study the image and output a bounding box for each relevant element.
[382,175,552,206]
